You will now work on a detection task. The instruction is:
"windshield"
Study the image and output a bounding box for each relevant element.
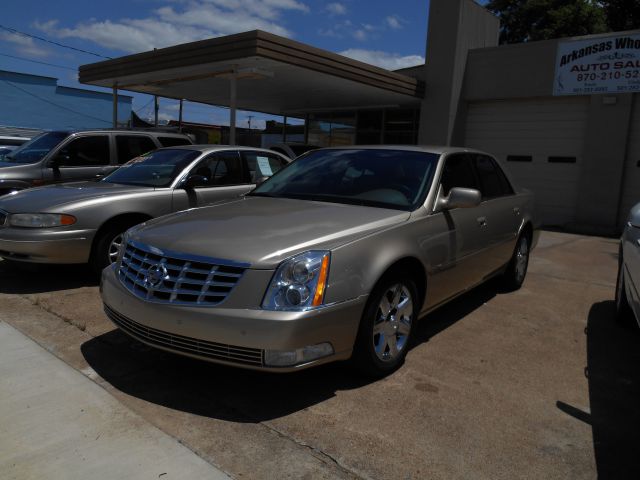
[250,149,440,211]
[103,148,201,187]
[3,131,69,164]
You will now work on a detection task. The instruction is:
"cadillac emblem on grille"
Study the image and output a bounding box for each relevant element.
[144,263,168,288]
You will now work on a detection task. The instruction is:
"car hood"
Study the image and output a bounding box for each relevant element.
[129,196,410,269]
[0,181,152,212]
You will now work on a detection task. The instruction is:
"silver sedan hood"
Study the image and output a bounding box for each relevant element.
[0,182,151,212]
[129,196,410,269]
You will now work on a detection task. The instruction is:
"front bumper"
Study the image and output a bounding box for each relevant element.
[100,265,367,372]
[0,227,95,264]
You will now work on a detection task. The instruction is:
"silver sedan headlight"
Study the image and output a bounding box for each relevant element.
[9,213,77,228]
[262,250,330,311]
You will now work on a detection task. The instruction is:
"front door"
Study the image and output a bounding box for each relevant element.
[43,135,114,184]
[172,150,253,211]
[424,153,490,307]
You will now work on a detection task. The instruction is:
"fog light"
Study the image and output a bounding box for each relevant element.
[264,342,334,367]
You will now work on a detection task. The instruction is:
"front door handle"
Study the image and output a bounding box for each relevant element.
[513,207,521,216]
[477,216,487,227]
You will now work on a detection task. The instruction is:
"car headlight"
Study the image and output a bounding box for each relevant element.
[262,251,330,311]
[9,213,76,228]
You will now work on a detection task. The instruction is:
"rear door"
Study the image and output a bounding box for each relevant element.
[172,150,253,211]
[43,134,114,184]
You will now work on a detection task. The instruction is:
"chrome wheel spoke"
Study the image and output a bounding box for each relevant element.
[396,296,413,320]
[387,334,399,358]
[379,295,392,317]
[373,321,385,335]
[390,285,403,308]
[397,319,411,337]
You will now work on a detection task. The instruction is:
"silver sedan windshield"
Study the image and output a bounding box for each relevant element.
[103,148,201,187]
[250,149,440,210]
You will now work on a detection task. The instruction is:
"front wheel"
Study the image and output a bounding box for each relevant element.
[352,276,418,377]
[90,226,128,274]
[502,233,530,291]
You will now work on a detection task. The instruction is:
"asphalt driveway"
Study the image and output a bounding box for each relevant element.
[1,231,638,479]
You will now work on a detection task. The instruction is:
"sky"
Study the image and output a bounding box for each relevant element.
[0,0,432,129]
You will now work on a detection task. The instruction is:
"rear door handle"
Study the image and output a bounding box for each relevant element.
[477,216,487,227]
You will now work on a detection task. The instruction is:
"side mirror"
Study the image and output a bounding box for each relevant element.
[182,174,207,189]
[440,187,481,210]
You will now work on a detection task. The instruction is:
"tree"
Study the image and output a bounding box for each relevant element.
[600,0,640,32]
[486,0,608,44]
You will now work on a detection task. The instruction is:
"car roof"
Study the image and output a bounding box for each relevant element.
[301,145,493,156]
[157,144,290,155]
[46,129,190,137]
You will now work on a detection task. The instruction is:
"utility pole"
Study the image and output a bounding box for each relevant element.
[247,115,253,130]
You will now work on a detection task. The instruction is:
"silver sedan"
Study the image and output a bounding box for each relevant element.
[616,203,640,326]
[101,146,538,376]
[0,145,289,271]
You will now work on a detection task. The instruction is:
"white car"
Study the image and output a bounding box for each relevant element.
[616,202,640,326]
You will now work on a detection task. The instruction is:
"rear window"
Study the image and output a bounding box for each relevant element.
[116,135,157,164]
[243,151,288,182]
[158,136,191,147]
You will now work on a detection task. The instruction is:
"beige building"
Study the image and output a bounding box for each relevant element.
[80,0,639,234]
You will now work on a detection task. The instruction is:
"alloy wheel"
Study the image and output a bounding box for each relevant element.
[372,284,413,362]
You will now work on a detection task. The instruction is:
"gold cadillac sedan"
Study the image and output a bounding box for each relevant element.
[100,146,537,376]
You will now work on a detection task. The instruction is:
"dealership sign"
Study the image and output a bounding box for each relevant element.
[553,33,640,96]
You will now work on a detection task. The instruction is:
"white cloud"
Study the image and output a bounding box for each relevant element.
[34,0,309,54]
[339,48,424,70]
[0,31,50,57]
[353,29,367,41]
[386,15,403,29]
[325,3,347,15]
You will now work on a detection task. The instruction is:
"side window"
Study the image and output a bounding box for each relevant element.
[474,155,509,199]
[57,136,110,167]
[190,151,245,187]
[439,154,479,196]
[242,151,288,182]
[115,135,157,164]
[159,136,191,147]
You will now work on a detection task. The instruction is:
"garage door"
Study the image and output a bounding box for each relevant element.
[618,94,640,226]
[464,97,589,227]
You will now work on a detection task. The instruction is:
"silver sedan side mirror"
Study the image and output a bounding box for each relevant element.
[440,187,482,210]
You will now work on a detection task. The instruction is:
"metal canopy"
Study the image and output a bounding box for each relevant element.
[79,30,424,117]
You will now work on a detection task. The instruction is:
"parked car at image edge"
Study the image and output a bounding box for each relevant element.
[100,145,538,376]
[0,145,289,271]
[0,129,193,196]
[616,202,640,327]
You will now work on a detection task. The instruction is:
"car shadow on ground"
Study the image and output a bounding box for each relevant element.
[0,260,98,293]
[578,301,640,478]
[80,279,500,423]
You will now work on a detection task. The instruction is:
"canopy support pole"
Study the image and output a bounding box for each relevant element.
[112,84,118,128]
[229,68,237,145]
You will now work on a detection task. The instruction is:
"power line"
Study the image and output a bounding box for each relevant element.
[1,78,111,124]
[0,24,112,60]
[0,52,77,71]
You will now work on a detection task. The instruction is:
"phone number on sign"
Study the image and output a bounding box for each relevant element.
[576,70,640,81]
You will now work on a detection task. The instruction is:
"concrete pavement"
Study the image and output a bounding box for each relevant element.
[0,321,230,480]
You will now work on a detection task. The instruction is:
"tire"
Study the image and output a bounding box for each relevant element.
[352,275,418,377]
[502,233,530,291]
[615,252,634,324]
[90,224,129,274]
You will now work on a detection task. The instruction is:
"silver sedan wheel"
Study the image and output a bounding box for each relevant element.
[372,284,413,362]
[108,233,124,264]
[515,236,529,284]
